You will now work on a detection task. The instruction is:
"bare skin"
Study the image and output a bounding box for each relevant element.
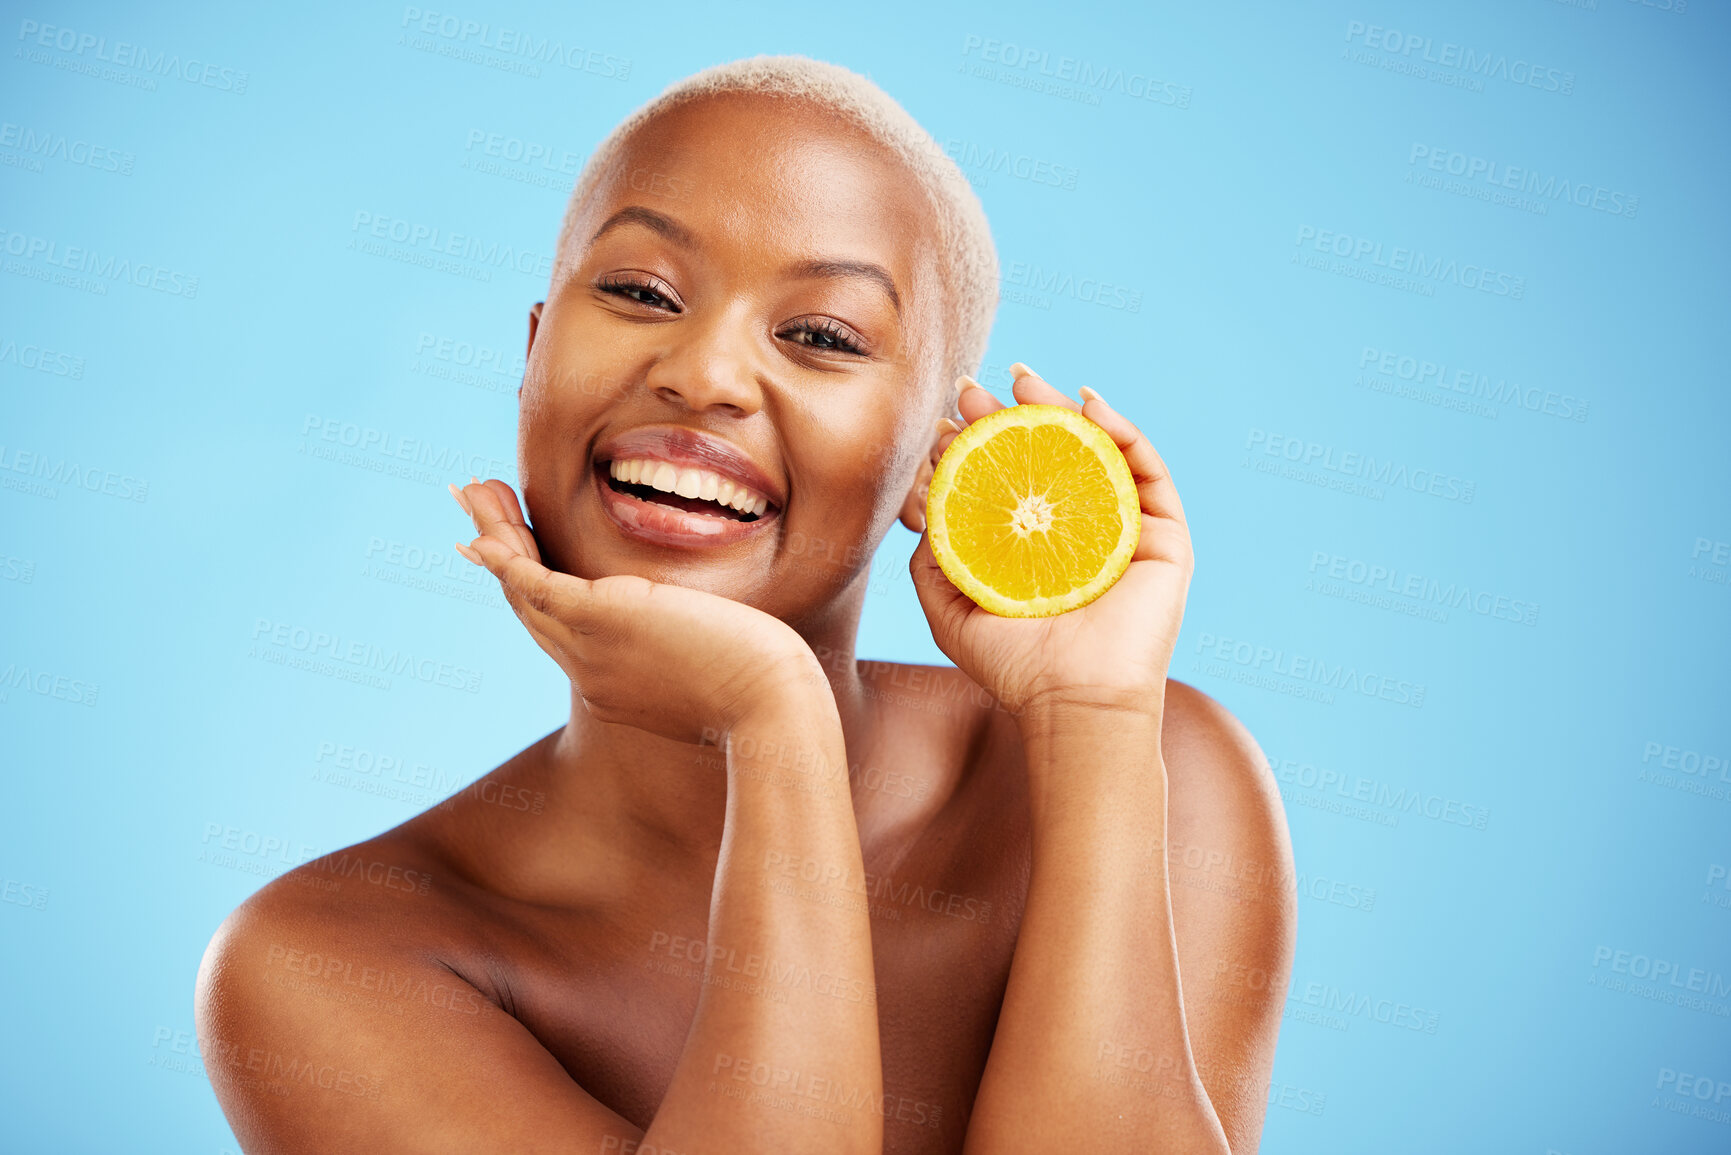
[196,92,1296,1155]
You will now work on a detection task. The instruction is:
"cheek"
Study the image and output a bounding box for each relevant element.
[791,407,923,527]
[514,370,603,532]
[530,316,639,413]
[514,374,570,492]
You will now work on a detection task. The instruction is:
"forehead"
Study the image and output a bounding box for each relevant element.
[585,92,942,298]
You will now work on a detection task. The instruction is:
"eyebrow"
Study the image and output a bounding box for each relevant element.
[588,205,697,249]
[588,205,902,315]
[785,258,902,316]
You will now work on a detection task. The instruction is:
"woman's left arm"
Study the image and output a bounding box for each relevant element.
[911,366,1295,1154]
[971,690,1294,1155]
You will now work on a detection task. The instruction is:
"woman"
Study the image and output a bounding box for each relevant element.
[196,55,1295,1155]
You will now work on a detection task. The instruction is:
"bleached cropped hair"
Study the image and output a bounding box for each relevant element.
[553,54,999,387]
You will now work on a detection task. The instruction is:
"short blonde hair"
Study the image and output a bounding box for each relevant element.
[553,54,999,388]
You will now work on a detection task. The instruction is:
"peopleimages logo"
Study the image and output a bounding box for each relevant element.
[1591,946,1731,999]
[1307,551,1539,626]
[413,332,525,383]
[1001,260,1141,312]
[1343,20,1575,95]
[299,413,516,488]
[1286,980,1441,1033]
[0,121,134,175]
[1268,754,1491,830]
[15,18,250,93]
[0,443,148,502]
[0,227,199,298]
[397,7,631,80]
[1358,346,1589,422]
[1192,630,1427,709]
[0,336,85,379]
[1295,226,1525,299]
[940,139,1080,191]
[349,211,553,280]
[958,35,1192,109]
[249,617,484,694]
[0,661,99,707]
[1654,1068,1731,1126]
[1245,429,1476,504]
[1407,145,1637,219]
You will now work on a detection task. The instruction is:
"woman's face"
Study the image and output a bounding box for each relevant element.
[518,93,949,629]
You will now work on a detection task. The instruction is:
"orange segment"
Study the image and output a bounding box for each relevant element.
[926,403,1140,617]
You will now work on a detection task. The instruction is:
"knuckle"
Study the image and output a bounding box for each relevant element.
[520,577,554,617]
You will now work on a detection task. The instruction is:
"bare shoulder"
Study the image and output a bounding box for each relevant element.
[1158,675,1296,942]
[194,833,615,1154]
[196,832,454,1017]
[1161,678,1290,845]
[1159,678,1297,1155]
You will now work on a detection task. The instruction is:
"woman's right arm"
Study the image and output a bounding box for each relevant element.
[194,480,882,1154]
[654,689,881,1153]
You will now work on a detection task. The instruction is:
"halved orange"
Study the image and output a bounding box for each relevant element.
[926,403,1140,618]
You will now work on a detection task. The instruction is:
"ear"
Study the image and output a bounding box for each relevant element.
[897,428,942,534]
[526,301,544,359]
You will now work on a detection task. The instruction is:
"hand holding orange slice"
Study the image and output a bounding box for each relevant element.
[925,402,1141,618]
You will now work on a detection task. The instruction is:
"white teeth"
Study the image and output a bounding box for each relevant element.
[608,457,771,517]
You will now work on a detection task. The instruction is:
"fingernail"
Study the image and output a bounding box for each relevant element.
[470,475,479,485]
[448,482,473,516]
[1079,385,1105,404]
[455,541,482,565]
[955,374,984,394]
[1009,362,1038,379]
[935,417,960,434]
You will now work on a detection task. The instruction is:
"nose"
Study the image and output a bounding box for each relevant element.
[643,306,765,417]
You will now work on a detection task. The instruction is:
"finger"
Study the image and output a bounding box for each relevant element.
[935,426,963,461]
[1131,512,1194,571]
[464,478,542,563]
[465,533,591,630]
[956,376,1006,425]
[1077,394,1187,528]
[930,417,962,465]
[456,532,569,654]
[468,478,539,560]
[452,479,506,550]
[502,589,570,666]
[1008,363,1082,412]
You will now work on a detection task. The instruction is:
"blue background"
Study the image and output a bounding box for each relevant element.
[3,1,1728,1152]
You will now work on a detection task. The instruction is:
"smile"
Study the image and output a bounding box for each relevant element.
[606,458,771,519]
[590,429,785,549]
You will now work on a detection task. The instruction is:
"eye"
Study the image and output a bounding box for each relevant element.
[779,317,868,356]
[596,273,681,312]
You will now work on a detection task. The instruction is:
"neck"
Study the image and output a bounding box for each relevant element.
[514,581,881,898]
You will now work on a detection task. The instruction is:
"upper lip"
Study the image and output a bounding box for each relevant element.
[593,426,785,510]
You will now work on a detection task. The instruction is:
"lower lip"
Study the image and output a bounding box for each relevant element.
[592,465,777,549]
